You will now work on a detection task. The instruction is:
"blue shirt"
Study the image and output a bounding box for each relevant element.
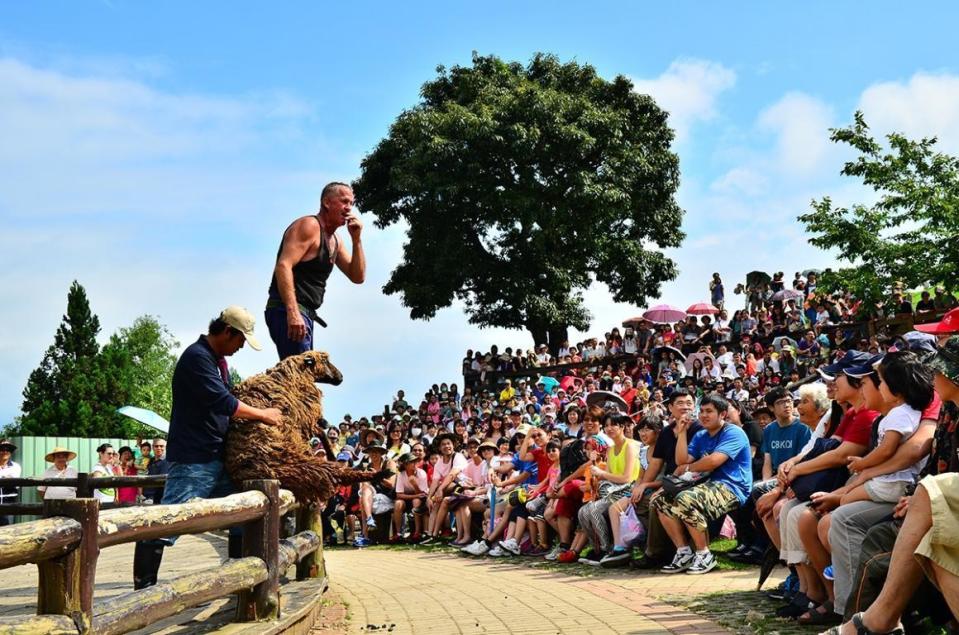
[687,423,753,505]
[511,452,539,486]
[761,420,812,472]
[167,336,240,464]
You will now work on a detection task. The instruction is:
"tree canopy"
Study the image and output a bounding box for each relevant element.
[354,52,685,348]
[13,282,180,438]
[799,111,959,313]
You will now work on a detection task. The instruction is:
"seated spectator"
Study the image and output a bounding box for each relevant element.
[653,394,752,574]
[393,452,428,543]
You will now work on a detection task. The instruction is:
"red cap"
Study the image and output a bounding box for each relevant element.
[915,307,959,334]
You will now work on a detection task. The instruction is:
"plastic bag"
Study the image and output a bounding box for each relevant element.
[372,493,394,515]
[617,505,645,548]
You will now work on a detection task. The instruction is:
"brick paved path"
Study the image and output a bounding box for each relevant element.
[325,547,780,635]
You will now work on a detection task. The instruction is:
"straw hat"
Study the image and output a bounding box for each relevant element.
[45,446,77,462]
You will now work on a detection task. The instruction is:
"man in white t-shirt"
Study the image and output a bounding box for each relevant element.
[0,440,23,525]
[725,378,749,403]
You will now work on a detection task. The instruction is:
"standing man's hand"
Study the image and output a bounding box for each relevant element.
[345,211,363,241]
[286,310,307,342]
[258,408,283,426]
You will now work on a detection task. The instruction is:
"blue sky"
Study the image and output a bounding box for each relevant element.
[3,2,959,425]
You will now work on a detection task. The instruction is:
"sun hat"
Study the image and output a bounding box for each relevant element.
[366,439,388,454]
[915,307,959,335]
[396,452,416,466]
[477,440,498,453]
[584,390,628,413]
[514,423,533,437]
[924,336,959,385]
[219,305,262,351]
[0,439,17,453]
[44,446,77,462]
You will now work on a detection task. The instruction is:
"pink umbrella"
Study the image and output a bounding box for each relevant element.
[687,302,719,316]
[642,304,687,324]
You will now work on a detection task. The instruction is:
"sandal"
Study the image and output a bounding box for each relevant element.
[819,613,905,635]
[798,602,840,626]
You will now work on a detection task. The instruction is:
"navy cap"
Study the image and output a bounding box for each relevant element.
[844,354,885,378]
[819,350,872,379]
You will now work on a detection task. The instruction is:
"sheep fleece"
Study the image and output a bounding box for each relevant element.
[224,351,373,502]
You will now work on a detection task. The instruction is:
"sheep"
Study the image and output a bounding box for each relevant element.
[224,351,385,502]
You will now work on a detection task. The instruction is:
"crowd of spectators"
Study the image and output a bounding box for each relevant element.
[321,272,959,631]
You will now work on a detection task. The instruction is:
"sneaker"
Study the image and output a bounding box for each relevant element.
[660,550,694,574]
[463,540,489,556]
[409,533,421,544]
[600,547,631,568]
[557,549,579,564]
[630,555,670,570]
[580,550,605,566]
[686,551,718,575]
[823,565,834,581]
[766,580,791,601]
[728,543,751,557]
[500,538,522,556]
[544,545,563,561]
[418,534,436,546]
[729,545,764,564]
[528,545,549,557]
[366,517,377,530]
[353,536,369,548]
[488,545,508,557]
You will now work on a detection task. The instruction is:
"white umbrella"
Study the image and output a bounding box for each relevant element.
[117,406,170,433]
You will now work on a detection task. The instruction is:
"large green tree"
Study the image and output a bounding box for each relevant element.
[18,281,125,437]
[101,315,179,421]
[799,112,959,314]
[354,53,685,349]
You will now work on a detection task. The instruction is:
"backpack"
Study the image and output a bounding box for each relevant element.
[560,438,589,480]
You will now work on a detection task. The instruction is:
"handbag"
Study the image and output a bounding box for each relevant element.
[617,505,645,548]
[789,437,848,502]
[662,471,710,498]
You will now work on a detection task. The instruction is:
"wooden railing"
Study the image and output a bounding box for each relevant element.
[0,476,326,634]
[0,474,168,516]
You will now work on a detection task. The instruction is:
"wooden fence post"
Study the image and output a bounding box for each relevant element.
[294,503,325,580]
[39,498,99,634]
[75,473,92,499]
[236,480,280,622]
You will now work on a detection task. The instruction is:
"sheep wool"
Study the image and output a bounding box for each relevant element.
[224,351,381,502]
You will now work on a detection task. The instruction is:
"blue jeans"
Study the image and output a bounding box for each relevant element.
[158,460,239,545]
[264,306,313,360]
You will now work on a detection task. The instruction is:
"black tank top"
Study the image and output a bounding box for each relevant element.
[268,216,337,317]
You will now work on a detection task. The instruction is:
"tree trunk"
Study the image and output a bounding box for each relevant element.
[546,325,569,357]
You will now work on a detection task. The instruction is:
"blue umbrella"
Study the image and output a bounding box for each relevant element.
[117,406,170,433]
[535,376,560,394]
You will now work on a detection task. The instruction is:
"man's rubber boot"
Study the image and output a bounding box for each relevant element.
[228,533,244,559]
[133,541,165,589]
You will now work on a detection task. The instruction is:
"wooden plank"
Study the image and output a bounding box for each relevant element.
[277,531,321,572]
[277,489,297,516]
[236,480,280,622]
[97,490,267,548]
[0,517,81,569]
[91,557,268,635]
[0,614,78,634]
[37,499,98,634]
[0,475,166,489]
[294,504,325,580]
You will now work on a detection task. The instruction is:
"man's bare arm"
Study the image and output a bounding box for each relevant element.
[334,213,365,284]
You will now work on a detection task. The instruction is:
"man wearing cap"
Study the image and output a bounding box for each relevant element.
[265,182,366,360]
[135,308,282,590]
[0,440,22,525]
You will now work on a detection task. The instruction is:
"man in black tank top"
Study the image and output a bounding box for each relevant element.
[265,182,366,359]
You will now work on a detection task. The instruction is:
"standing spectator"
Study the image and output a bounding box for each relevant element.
[144,438,169,504]
[710,273,725,310]
[890,290,913,315]
[0,440,21,525]
[91,444,118,504]
[915,290,936,315]
[115,446,140,505]
[37,447,78,500]
[934,286,959,311]
[135,441,153,474]
[653,394,752,574]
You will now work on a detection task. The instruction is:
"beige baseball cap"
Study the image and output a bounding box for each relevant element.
[220,305,262,350]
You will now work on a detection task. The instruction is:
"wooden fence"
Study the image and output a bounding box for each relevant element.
[0,475,325,634]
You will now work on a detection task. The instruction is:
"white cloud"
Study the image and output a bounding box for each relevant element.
[631,59,736,142]
[859,71,959,154]
[757,92,835,177]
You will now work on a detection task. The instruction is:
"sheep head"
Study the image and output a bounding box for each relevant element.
[271,350,343,385]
